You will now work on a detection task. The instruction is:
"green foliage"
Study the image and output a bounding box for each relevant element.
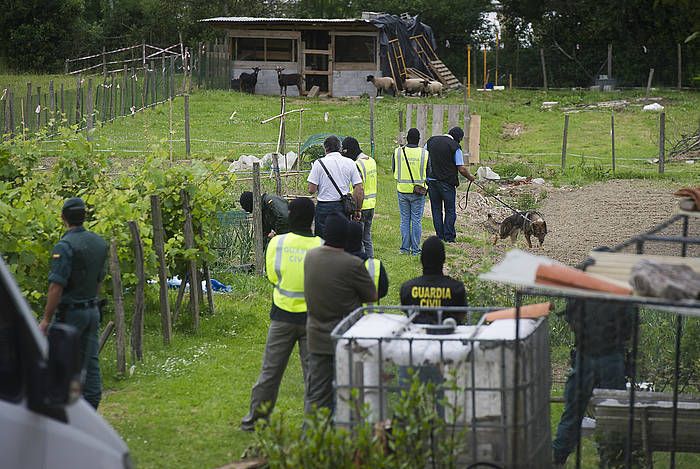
[255,373,465,468]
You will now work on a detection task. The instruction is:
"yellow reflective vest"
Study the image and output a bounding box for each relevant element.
[355,156,377,210]
[393,146,427,193]
[266,233,323,312]
[364,258,381,306]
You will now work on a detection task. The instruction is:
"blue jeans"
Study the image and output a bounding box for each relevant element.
[360,209,374,257]
[314,201,343,238]
[398,192,425,254]
[427,180,457,242]
[552,351,626,464]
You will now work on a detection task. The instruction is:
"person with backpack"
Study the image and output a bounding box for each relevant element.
[240,191,290,248]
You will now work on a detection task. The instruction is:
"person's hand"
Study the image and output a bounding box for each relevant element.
[352,210,362,222]
[268,229,276,239]
[467,173,476,183]
[39,318,50,336]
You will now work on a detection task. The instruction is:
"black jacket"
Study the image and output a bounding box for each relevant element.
[426,135,461,187]
[400,274,467,324]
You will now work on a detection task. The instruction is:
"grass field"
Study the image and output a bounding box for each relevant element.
[10,83,700,467]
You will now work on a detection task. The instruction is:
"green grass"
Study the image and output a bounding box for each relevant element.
[17,83,699,467]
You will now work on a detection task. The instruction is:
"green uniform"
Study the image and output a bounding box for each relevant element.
[49,226,108,409]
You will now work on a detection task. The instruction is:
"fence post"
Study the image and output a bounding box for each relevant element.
[646,68,654,96]
[109,73,115,121]
[109,240,126,374]
[86,79,94,141]
[659,112,666,174]
[25,82,32,133]
[677,43,682,90]
[65,59,69,75]
[540,48,548,92]
[169,56,175,99]
[75,76,82,125]
[60,83,64,119]
[181,189,200,332]
[128,221,145,362]
[35,86,41,129]
[130,67,136,116]
[102,46,107,78]
[467,45,471,98]
[122,65,127,117]
[150,195,172,345]
[142,42,146,68]
[100,76,107,125]
[252,163,265,276]
[150,59,156,105]
[184,94,191,157]
[607,43,612,79]
[369,96,375,158]
[611,111,616,173]
[49,80,55,125]
[561,114,569,171]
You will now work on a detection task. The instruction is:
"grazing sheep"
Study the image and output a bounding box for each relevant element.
[421,80,443,97]
[238,67,261,94]
[274,66,304,96]
[366,75,396,97]
[402,78,425,96]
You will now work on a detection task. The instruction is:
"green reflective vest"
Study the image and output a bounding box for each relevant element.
[364,258,381,306]
[266,233,323,312]
[356,156,377,210]
[393,146,427,193]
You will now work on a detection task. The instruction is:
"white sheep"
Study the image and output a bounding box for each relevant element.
[366,75,396,97]
[422,80,443,97]
[402,78,424,96]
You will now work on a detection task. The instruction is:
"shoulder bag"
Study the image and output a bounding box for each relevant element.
[318,159,357,217]
[401,147,427,196]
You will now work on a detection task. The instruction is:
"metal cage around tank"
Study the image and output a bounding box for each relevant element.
[331,305,552,468]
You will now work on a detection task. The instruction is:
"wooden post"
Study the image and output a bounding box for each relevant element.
[252,163,265,276]
[607,43,612,79]
[86,79,94,141]
[25,82,32,133]
[109,73,115,121]
[49,80,55,123]
[100,76,107,125]
[561,114,569,171]
[432,105,444,136]
[677,43,682,90]
[169,56,175,99]
[467,45,471,98]
[102,46,107,77]
[203,263,214,314]
[150,60,156,105]
[369,96,375,158]
[184,94,191,157]
[65,59,69,75]
[142,42,146,68]
[540,48,548,91]
[495,30,499,87]
[659,112,666,173]
[60,83,64,119]
[128,221,145,361]
[181,189,200,331]
[75,77,82,124]
[8,89,14,137]
[482,46,487,88]
[109,240,126,374]
[646,68,654,96]
[35,86,41,129]
[509,73,513,90]
[130,67,136,116]
[122,65,127,117]
[611,112,616,172]
[150,195,172,345]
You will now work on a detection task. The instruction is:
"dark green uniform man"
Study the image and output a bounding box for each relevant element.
[39,197,108,409]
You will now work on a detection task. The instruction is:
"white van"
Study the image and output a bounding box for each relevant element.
[0,258,132,468]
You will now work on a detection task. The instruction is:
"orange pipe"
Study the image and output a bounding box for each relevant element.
[535,264,632,295]
[484,302,552,322]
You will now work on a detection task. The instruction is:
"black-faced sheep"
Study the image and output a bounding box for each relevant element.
[421,80,443,97]
[366,75,396,97]
[402,78,425,96]
[238,67,261,94]
[275,66,304,96]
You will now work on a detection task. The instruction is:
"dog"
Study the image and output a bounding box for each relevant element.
[495,211,548,248]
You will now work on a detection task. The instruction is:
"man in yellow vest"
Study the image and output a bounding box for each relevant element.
[342,137,377,257]
[241,197,323,431]
[393,128,428,255]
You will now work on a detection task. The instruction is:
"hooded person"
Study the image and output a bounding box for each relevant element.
[240,191,290,246]
[303,212,377,413]
[240,197,323,431]
[345,221,388,302]
[425,126,475,243]
[399,236,466,324]
[342,136,377,257]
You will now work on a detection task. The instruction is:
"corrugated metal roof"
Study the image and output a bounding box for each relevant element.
[200,16,375,26]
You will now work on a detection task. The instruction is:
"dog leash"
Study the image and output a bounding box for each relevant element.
[462,179,530,222]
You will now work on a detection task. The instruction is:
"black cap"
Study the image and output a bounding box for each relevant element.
[421,236,445,275]
[288,197,315,232]
[448,126,464,142]
[407,128,420,144]
[62,197,86,225]
[323,212,348,248]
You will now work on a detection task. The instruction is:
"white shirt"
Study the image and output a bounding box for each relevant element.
[308,152,363,202]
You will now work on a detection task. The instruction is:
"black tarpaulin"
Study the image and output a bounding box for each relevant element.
[369,14,438,86]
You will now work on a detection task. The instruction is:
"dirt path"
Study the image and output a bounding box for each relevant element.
[447,179,694,276]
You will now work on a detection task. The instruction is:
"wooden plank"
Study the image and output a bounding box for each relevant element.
[227,29,300,39]
[98,321,115,354]
[431,104,444,137]
[447,105,459,129]
[307,85,320,97]
[128,221,145,361]
[181,190,200,331]
[405,103,413,130]
[416,104,428,145]
[150,195,172,344]
[109,240,126,374]
[589,252,700,269]
[468,114,480,164]
[252,163,265,276]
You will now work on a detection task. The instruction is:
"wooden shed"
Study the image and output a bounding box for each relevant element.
[200,17,383,97]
